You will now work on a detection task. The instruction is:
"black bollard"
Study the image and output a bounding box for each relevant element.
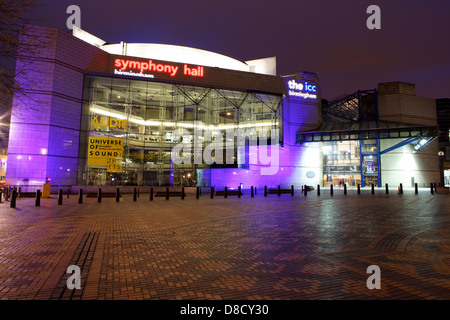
[251,186,254,198]
[78,189,83,204]
[166,187,169,200]
[210,187,214,199]
[344,184,347,195]
[291,185,294,196]
[430,182,434,194]
[357,184,360,194]
[0,189,2,203]
[10,189,17,208]
[415,183,418,195]
[304,185,307,196]
[385,183,389,194]
[224,186,228,198]
[133,188,137,201]
[116,188,120,202]
[35,190,41,206]
[98,188,102,203]
[181,187,185,200]
[58,189,63,205]
[371,183,374,194]
[317,185,320,196]
[67,188,70,198]
[196,187,200,199]
[330,184,333,196]
[238,186,241,198]
[278,185,281,197]
[264,186,267,197]
[150,187,154,201]
[400,183,403,194]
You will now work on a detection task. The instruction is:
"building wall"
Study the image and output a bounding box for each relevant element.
[380,139,439,187]
[378,82,440,187]
[6,25,108,191]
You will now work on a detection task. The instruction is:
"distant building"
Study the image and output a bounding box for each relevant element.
[5,24,442,191]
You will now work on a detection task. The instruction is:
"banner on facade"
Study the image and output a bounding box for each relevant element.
[87,136,123,172]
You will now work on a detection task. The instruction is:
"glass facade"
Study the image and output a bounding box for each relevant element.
[78,75,282,187]
[322,141,361,186]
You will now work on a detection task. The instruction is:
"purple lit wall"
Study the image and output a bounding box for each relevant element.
[5,25,107,192]
[207,73,323,189]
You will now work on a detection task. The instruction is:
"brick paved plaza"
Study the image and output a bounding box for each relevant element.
[0,187,450,301]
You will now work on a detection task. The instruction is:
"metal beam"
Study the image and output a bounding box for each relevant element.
[379,137,420,155]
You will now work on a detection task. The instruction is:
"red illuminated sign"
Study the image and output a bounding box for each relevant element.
[114,59,204,78]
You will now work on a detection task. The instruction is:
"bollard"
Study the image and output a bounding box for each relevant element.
[138,188,140,198]
[371,183,374,194]
[78,189,83,204]
[133,188,137,202]
[264,186,267,197]
[400,183,403,194]
[35,190,41,206]
[150,187,154,201]
[251,186,254,198]
[430,182,434,194]
[58,189,63,205]
[278,185,281,197]
[98,188,102,203]
[330,185,333,196]
[385,183,389,194]
[67,188,70,198]
[0,189,2,203]
[224,186,228,198]
[415,183,418,195]
[357,184,360,194]
[116,188,120,202]
[344,184,347,195]
[10,189,17,208]
[304,185,307,196]
[166,187,169,200]
[317,185,320,196]
[238,186,241,198]
[196,187,200,199]
[181,187,185,200]
[291,185,294,196]
[210,187,214,199]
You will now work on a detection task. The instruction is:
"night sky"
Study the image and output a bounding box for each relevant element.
[26,0,450,101]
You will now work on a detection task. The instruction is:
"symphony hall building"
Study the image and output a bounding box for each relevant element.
[6,24,440,191]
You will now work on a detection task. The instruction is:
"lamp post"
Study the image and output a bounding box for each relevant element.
[438,151,445,187]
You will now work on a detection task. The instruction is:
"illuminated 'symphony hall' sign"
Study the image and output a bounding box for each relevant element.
[114,58,204,79]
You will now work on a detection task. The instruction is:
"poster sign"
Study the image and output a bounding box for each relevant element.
[366,160,374,174]
[87,137,123,172]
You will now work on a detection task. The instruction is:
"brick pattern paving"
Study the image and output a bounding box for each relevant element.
[0,188,450,300]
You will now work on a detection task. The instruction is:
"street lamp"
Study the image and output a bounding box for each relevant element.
[438,151,445,187]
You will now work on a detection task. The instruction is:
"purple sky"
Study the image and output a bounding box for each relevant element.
[28,0,450,100]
